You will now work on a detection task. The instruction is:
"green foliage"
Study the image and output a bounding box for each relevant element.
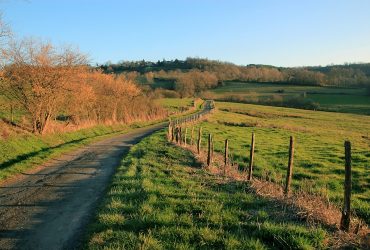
[85,131,326,249]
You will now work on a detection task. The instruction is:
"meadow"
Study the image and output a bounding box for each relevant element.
[210,81,370,115]
[189,101,370,224]
[154,98,205,119]
[154,98,195,113]
[85,131,327,249]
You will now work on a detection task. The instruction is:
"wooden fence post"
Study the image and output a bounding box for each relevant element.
[197,127,202,154]
[175,126,179,143]
[171,125,175,142]
[247,133,255,181]
[184,127,188,146]
[207,134,212,166]
[340,141,352,232]
[190,127,194,145]
[211,135,214,159]
[224,139,229,175]
[179,127,182,145]
[167,122,172,141]
[285,136,294,195]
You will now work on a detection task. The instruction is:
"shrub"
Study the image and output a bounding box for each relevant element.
[153,88,180,98]
[284,96,320,110]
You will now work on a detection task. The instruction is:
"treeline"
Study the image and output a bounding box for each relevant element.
[101,58,370,97]
[0,38,165,134]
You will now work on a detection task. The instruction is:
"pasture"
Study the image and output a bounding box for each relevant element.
[189,101,370,224]
[154,98,194,113]
[210,81,370,115]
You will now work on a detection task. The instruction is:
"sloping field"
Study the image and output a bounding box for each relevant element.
[190,102,370,224]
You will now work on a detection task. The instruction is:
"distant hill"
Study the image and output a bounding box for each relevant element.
[98,58,370,97]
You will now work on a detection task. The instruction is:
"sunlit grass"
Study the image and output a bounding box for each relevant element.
[155,98,194,112]
[191,102,370,223]
[85,130,327,249]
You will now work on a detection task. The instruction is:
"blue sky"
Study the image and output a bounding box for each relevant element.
[2,0,370,66]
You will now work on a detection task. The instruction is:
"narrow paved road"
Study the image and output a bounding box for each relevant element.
[0,100,213,250]
[0,123,166,250]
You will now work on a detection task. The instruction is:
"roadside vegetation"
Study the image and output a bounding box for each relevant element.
[0,120,165,181]
[85,130,328,249]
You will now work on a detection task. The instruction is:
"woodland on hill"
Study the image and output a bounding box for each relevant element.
[101,58,370,97]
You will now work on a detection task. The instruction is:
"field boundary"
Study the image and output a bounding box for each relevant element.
[166,102,369,248]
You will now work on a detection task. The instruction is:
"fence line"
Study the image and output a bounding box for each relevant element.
[167,100,354,232]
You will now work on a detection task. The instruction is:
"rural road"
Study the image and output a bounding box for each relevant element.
[0,100,213,250]
[0,122,167,250]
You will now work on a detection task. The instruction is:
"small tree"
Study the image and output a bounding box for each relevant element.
[1,38,88,134]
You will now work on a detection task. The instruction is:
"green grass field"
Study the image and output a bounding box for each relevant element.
[155,98,204,120]
[155,98,195,113]
[210,82,370,115]
[85,131,327,249]
[190,102,369,224]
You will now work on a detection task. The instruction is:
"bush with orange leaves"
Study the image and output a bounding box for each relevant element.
[0,38,165,134]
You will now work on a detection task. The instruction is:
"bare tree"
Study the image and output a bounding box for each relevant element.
[1,38,88,134]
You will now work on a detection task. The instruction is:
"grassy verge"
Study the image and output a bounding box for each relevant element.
[84,130,327,249]
[0,120,163,181]
[189,102,370,224]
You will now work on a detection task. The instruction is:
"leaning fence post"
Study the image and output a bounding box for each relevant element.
[247,133,255,181]
[197,127,202,154]
[224,139,229,175]
[207,134,212,166]
[285,136,294,195]
[340,141,352,232]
